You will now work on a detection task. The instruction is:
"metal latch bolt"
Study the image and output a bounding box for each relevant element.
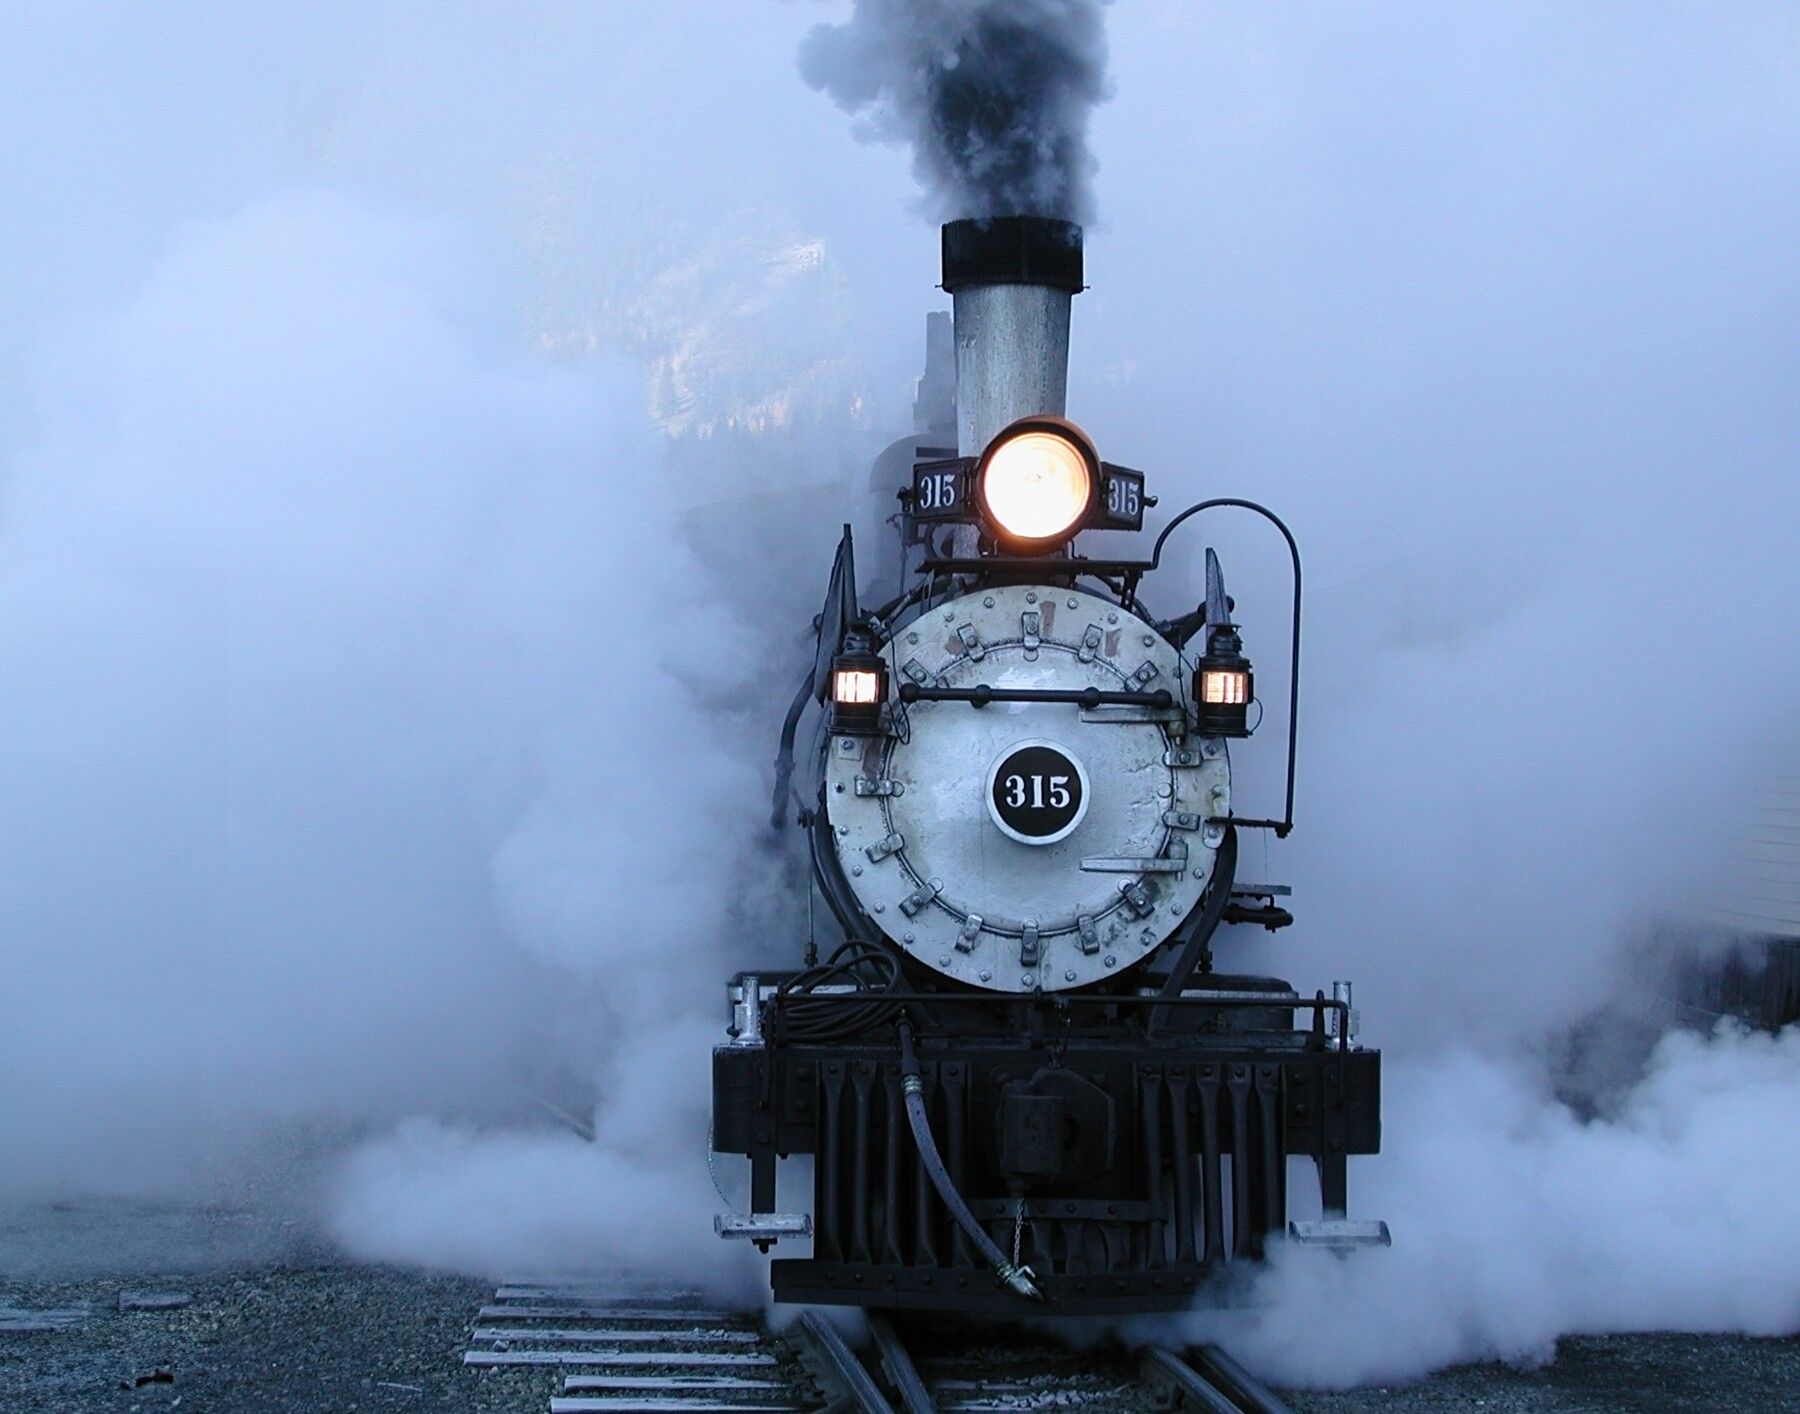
[900,877,943,917]
[865,831,905,862]
[1119,880,1155,918]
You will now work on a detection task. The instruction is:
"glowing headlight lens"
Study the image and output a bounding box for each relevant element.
[978,429,1094,545]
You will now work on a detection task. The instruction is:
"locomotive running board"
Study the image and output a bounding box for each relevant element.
[1288,1219,1392,1249]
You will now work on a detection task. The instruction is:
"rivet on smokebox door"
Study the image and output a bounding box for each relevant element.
[983,596,994,608]
[979,969,992,981]
[1025,591,1037,603]
[1104,955,1117,968]
[1065,969,1076,982]
[1067,598,1078,609]
[1107,612,1118,624]
[1142,634,1154,647]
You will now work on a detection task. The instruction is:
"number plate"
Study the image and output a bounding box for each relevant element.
[910,458,969,522]
[1096,463,1147,531]
[985,739,1090,845]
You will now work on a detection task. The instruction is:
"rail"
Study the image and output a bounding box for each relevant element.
[851,1314,1295,1413]
[798,1311,894,1414]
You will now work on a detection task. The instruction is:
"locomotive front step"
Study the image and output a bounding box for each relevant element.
[1288,1219,1394,1249]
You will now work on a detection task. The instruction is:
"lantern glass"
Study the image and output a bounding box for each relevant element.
[1201,668,1250,707]
[833,668,883,705]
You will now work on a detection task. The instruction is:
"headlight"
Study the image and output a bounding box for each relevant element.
[975,417,1099,550]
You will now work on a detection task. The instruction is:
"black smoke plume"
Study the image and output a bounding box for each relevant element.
[799,0,1110,223]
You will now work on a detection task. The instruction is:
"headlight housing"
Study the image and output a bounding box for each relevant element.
[974,417,1099,552]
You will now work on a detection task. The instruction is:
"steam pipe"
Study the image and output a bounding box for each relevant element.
[897,1017,1042,1300]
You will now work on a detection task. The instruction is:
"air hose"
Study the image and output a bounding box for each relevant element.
[896,1017,1042,1301]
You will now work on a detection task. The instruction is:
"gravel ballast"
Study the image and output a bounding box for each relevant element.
[2,1261,1795,1411]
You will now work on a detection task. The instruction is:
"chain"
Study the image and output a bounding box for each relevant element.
[1011,1197,1028,1268]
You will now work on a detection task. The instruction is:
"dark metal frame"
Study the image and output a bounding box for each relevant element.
[713,989,1381,1316]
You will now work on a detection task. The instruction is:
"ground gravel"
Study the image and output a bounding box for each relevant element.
[0,1265,523,1414]
[1281,1333,1800,1413]
[2,1263,1795,1412]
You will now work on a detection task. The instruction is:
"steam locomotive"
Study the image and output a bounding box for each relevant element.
[712,217,1386,1315]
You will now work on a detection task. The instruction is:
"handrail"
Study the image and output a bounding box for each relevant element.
[1147,497,1301,838]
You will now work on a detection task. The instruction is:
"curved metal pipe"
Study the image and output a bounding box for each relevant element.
[896,1019,1042,1300]
[769,665,816,830]
[1156,825,1239,1002]
[807,807,868,942]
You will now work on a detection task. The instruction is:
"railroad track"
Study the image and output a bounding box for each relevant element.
[864,1313,1294,1413]
[462,1282,1292,1412]
[463,1282,813,1412]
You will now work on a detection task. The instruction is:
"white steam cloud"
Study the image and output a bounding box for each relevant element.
[1143,1027,1800,1383]
[800,0,1111,222]
[0,5,854,1287]
[0,188,757,1225]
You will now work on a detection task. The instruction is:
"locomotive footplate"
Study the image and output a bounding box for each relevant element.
[714,1020,1381,1316]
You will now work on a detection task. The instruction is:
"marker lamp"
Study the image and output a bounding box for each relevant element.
[1195,627,1254,737]
[829,648,888,735]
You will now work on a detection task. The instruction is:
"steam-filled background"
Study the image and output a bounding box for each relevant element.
[2,0,1795,1386]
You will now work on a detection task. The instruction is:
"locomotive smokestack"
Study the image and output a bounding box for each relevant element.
[941,217,1083,459]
